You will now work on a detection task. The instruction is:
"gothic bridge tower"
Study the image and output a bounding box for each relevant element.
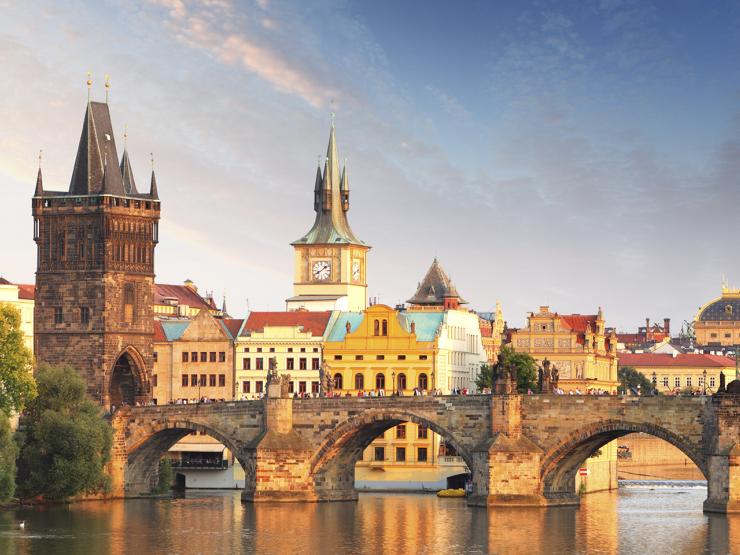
[32,91,160,408]
[287,122,370,311]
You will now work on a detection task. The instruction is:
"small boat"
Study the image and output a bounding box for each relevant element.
[436,488,466,498]
[17,520,25,530]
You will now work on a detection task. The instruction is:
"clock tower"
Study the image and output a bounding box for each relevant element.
[286,122,369,311]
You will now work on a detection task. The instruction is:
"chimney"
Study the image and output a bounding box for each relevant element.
[645,317,650,336]
[664,318,670,336]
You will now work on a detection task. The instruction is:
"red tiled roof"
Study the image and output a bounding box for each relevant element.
[153,320,167,342]
[559,314,597,332]
[17,284,35,300]
[618,353,736,368]
[221,318,244,339]
[242,311,332,337]
[154,284,211,310]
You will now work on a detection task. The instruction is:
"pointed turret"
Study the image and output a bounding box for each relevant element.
[120,148,138,195]
[407,258,467,307]
[69,101,124,195]
[149,170,159,200]
[340,162,349,212]
[101,155,121,195]
[34,168,44,197]
[221,296,229,318]
[292,122,366,247]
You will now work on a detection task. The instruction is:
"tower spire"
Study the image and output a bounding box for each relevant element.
[149,152,159,199]
[34,149,44,196]
[119,126,138,195]
[313,156,322,212]
[340,157,349,212]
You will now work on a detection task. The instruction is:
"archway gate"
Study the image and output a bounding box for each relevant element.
[111,390,740,513]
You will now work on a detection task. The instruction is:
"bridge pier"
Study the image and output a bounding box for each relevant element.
[704,396,740,514]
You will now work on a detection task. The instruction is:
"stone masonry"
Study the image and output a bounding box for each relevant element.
[111,393,740,513]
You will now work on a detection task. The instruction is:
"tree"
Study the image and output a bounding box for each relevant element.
[618,366,655,395]
[16,364,112,501]
[476,346,539,394]
[0,304,36,416]
[0,414,18,501]
[154,458,174,494]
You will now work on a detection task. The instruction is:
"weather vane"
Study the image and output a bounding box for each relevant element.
[123,124,128,148]
[38,149,43,169]
[150,152,155,171]
[86,71,92,101]
[104,75,111,103]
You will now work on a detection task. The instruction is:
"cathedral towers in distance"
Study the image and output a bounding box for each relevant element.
[32,94,160,408]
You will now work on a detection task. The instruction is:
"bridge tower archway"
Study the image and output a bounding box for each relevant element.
[309,408,474,501]
[540,420,707,504]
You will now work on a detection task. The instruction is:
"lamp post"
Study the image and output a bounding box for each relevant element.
[703,369,707,396]
[652,372,657,395]
[392,371,396,395]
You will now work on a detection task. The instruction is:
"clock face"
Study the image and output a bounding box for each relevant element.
[312,260,331,281]
[352,260,361,281]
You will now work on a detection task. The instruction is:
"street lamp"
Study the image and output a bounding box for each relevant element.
[703,369,707,396]
[652,372,657,396]
[391,371,396,395]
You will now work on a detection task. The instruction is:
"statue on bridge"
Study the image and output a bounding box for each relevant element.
[494,359,517,394]
[266,357,292,398]
[319,364,334,395]
[539,359,552,394]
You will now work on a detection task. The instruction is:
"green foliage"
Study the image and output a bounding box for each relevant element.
[476,346,539,394]
[154,458,174,494]
[617,366,655,395]
[0,414,18,501]
[0,304,37,415]
[16,364,112,501]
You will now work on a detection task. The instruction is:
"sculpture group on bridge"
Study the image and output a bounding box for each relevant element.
[538,358,560,394]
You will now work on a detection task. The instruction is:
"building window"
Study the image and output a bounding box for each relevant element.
[289,381,295,393]
[287,358,294,370]
[418,425,428,439]
[242,381,251,393]
[123,284,135,323]
[80,307,90,325]
[299,358,307,370]
[355,373,364,390]
[243,358,251,370]
[183,352,189,363]
[397,373,407,391]
[710,376,716,388]
[710,333,718,339]
[300,348,306,353]
[287,348,293,353]
[312,358,320,370]
[396,425,406,439]
[269,347,275,352]
[334,355,342,360]
[191,352,198,362]
[218,374,225,387]
[418,373,428,390]
[313,347,319,353]
[686,377,692,387]
[725,333,732,339]
[376,373,385,390]
[219,352,226,362]
[244,347,250,352]
[382,320,388,336]
[191,374,197,386]
[209,352,216,362]
[257,347,262,353]
[182,375,189,387]
[396,447,406,462]
[299,381,307,393]
[334,373,343,389]
[674,377,680,388]
[152,375,158,387]
[376,355,385,361]
[419,355,428,361]
[417,447,428,463]
[374,320,380,336]
[153,351,158,362]
[374,446,385,461]
[398,355,406,361]
[662,376,669,388]
[54,307,63,324]
[355,355,364,361]
[311,381,319,394]
[199,374,206,386]
[255,381,263,393]
[200,352,207,362]
[256,358,264,370]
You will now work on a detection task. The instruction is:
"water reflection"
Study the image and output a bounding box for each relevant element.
[0,488,738,555]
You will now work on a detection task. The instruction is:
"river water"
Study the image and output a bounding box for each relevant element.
[1,484,738,554]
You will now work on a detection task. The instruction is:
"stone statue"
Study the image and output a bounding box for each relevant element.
[280,373,291,397]
[551,365,559,391]
[319,364,333,394]
[719,371,726,393]
[541,358,552,394]
[266,356,279,386]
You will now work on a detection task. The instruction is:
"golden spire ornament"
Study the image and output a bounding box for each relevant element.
[104,74,110,103]
[86,72,92,101]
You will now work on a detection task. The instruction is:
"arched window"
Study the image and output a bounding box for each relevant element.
[376,373,385,391]
[397,373,407,391]
[333,373,343,390]
[382,319,388,336]
[354,373,364,390]
[418,373,428,391]
[123,284,135,324]
[373,320,380,336]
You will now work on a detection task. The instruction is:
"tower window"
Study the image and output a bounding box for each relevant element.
[80,307,90,325]
[382,320,388,336]
[123,284,135,323]
[374,320,380,336]
[54,307,63,324]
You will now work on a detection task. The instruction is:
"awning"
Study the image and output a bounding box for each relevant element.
[168,443,225,453]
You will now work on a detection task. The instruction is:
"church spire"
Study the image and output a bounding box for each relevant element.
[149,153,159,200]
[34,150,43,196]
[313,159,322,212]
[340,159,349,212]
[120,148,138,195]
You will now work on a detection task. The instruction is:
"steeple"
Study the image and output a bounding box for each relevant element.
[120,148,138,195]
[407,258,467,308]
[221,295,229,317]
[34,168,44,197]
[292,122,366,247]
[149,170,159,200]
[69,101,124,195]
[101,154,121,195]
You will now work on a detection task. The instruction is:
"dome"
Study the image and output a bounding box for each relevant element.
[697,297,740,321]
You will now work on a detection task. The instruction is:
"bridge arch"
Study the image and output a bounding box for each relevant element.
[309,407,473,499]
[540,419,707,501]
[108,346,148,408]
[124,417,247,494]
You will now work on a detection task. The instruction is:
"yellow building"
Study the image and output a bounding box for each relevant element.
[235,311,333,398]
[618,352,736,394]
[694,284,740,348]
[286,123,370,312]
[508,305,619,393]
[0,277,35,353]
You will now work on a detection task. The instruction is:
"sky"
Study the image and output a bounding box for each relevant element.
[1,0,740,331]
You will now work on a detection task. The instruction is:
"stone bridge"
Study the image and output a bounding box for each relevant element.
[110,392,740,513]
